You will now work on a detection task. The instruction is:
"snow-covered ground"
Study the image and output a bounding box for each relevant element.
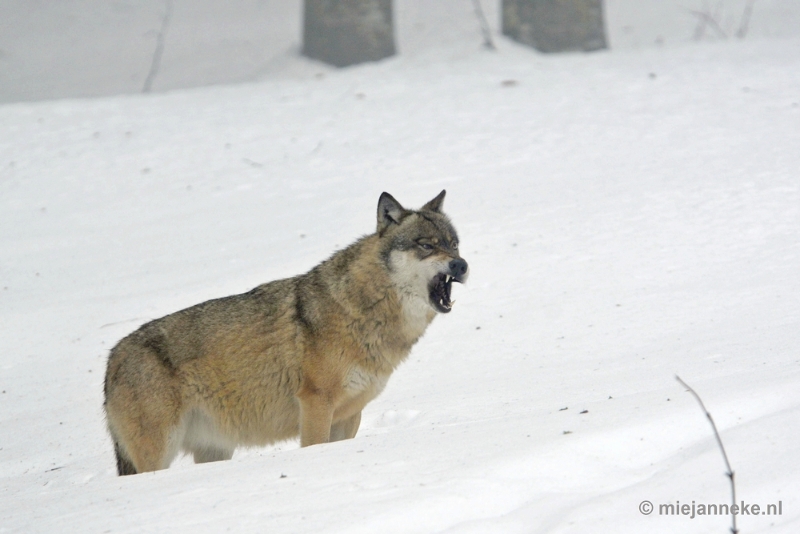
[2,2,800,533]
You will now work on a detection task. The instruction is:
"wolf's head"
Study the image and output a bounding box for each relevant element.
[377,190,468,314]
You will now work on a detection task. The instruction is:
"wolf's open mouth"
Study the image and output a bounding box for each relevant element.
[430,273,457,313]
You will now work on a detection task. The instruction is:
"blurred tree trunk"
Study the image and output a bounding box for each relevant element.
[303,0,396,67]
[502,0,607,53]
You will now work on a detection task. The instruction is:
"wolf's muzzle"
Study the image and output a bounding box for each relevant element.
[448,258,468,283]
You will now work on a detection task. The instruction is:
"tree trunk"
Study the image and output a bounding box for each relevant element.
[502,0,607,53]
[302,0,396,67]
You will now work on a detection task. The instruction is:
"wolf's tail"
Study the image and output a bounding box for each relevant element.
[114,441,137,476]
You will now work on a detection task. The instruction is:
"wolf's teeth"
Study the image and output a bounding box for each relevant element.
[445,275,451,283]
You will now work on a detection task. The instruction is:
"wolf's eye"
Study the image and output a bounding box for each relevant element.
[419,243,434,250]
[452,241,458,250]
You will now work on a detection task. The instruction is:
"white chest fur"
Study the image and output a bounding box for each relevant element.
[344,365,389,397]
[388,250,438,342]
[398,292,435,341]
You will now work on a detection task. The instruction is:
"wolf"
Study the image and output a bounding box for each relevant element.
[103,190,468,475]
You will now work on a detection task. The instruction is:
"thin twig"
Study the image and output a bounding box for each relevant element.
[689,10,728,39]
[692,10,708,40]
[143,0,174,93]
[736,0,756,39]
[471,0,495,50]
[676,375,738,534]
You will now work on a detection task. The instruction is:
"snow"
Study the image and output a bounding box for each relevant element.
[2,2,800,533]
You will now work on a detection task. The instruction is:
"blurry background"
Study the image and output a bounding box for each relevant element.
[1,0,799,103]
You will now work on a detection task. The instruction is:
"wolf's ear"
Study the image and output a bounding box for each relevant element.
[377,192,407,234]
[421,190,446,213]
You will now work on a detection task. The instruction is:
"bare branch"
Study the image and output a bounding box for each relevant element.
[692,13,707,41]
[143,0,174,94]
[676,376,738,534]
[736,0,756,39]
[471,0,496,50]
[689,9,728,40]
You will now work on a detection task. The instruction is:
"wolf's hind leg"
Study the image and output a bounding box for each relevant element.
[124,416,182,472]
[192,447,234,464]
[105,343,183,474]
[181,408,235,463]
[114,442,138,476]
[330,411,361,442]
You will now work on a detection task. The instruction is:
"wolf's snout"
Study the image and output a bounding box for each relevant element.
[448,258,468,282]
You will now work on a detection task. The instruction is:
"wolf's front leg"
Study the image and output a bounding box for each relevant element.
[297,389,334,447]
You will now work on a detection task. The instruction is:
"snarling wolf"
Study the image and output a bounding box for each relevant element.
[104,191,468,475]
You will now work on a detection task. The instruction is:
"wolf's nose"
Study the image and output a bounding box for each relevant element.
[448,258,468,279]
